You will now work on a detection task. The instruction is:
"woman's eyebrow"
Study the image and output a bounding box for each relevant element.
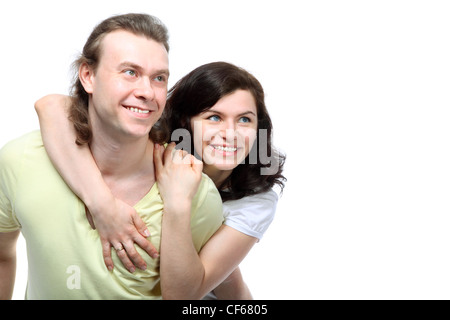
[237,111,257,117]
[205,109,256,117]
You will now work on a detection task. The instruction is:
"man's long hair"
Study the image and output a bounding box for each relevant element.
[69,13,170,146]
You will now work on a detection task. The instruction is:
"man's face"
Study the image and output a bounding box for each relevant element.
[84,30,169,141]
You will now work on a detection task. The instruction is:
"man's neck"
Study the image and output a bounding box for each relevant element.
[90,133,150,176]
[89,133,155,206]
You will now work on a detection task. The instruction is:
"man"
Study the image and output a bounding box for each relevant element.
[0,13,223,299]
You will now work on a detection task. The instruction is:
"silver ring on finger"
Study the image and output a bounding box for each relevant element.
[114,244,125,252]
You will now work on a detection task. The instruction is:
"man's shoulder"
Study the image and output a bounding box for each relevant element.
[0,131,45,200]
[194,173,221,206]
[0,130,43,164]
[189,173,224,251]
[191,173,223,221]
[0,130,42,152]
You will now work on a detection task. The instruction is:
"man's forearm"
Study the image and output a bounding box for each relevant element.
[0,231,20,300]
[0,256,17,300]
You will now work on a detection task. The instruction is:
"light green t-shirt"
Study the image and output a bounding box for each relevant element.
[0,131,224,299]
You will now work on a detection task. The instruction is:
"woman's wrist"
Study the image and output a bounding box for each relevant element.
[162,198,192,218]
[79,173,115,216]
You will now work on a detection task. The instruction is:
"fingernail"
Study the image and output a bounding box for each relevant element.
[130,267,136,273]
[152,253,160,259]
[108,266,113,272]
[144,229,151,237]
[140,264,147,271]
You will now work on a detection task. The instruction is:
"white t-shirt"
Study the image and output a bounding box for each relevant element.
[222,189,278,241]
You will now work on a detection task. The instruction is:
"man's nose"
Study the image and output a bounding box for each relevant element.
[134,77,155,101]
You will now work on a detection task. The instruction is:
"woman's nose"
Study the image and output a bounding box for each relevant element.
[219,120,237,141]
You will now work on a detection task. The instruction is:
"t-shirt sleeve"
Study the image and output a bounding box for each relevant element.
[189,174,224,252]
[0,138,23,232]
[0,195,19,232]
[222,190,278,241]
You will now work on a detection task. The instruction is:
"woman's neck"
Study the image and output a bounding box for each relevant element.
[203,165,232,189]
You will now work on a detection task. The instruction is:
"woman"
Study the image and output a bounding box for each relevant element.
[35,62,286,299]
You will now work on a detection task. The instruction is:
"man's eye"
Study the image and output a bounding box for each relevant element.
[154,75,166,82]
[125,70,137,77]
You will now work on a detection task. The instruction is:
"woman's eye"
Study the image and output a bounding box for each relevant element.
[207,115,221,122]
[239,117,251,123]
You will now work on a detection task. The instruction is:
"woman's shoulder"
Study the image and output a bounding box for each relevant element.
[225,189,279,208]
[222,189,279,240]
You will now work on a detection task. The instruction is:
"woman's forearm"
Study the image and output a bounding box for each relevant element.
[160,202,207,299]
[156,144,212,299]
[212,267,253,300]
[155,144,256,300]
[35,94,114,209]
[160,208,257,299]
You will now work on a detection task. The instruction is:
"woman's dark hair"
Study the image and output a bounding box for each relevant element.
[164,62,286,201]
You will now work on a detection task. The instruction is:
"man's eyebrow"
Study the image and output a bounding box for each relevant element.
[155,68,170,77]
[118,61,143,71]
[118,61,170,76]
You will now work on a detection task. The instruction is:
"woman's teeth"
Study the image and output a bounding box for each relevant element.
[213,146,237,152]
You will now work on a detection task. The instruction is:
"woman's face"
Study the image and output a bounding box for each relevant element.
[191,89,258,173]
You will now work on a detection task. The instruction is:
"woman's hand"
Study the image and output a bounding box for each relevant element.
[153,143,203,213]
[87,195,159,273]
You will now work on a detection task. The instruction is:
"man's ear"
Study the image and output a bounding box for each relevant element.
[79,62,95,94]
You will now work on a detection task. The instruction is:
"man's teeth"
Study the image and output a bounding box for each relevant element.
[127,107,150,114]
[213,146,237,152]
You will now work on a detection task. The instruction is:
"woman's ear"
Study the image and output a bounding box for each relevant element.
[79,62,95,94]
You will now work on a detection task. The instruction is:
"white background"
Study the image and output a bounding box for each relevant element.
[1,0,450,299]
